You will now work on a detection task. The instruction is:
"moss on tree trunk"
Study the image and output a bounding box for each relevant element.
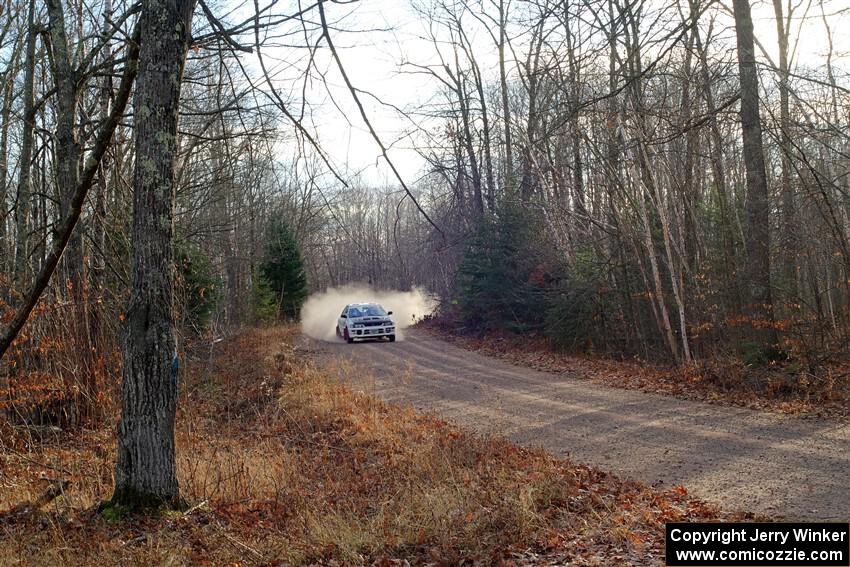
[111,0,195,511]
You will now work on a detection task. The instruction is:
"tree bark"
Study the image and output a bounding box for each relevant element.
[497,0,514,196]
[771,0,797,300]
[732,0,779,349]
[46,0,89,423]
[0,76,12,274]
[14,0,37,288]
[112,0,195,509]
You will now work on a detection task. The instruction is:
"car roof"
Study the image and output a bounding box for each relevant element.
[348,302,380,307]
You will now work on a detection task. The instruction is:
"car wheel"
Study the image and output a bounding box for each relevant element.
[344,328,354,344]
[388,334,396,342]
[335,326,341,338]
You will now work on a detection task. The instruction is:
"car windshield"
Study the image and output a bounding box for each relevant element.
[350,304,387,317]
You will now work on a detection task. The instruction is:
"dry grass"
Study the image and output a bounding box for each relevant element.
[0,326,740,566]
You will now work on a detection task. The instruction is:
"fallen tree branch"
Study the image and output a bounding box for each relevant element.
[1,478,71,523]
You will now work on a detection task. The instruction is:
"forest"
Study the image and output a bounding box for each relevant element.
[0,0,848,562]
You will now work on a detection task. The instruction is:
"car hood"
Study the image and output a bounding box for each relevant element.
[349,316,393,323]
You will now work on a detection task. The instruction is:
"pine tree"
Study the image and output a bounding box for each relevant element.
[175,242,221,333]
[260,217,309,320]
[456,206,546,333]
[249,271,278,324]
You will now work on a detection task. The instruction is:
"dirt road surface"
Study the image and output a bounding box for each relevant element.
[307,328,850,520]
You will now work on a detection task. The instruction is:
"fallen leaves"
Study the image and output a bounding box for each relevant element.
[0,325,748,566]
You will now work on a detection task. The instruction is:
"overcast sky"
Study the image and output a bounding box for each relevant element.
[258,0,850,187]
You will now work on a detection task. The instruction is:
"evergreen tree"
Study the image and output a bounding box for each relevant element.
[249,271,278,324]
[456,206,549,333]
[175,242,222,333]
[260,217,309,320]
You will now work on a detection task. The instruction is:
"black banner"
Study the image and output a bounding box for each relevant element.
[666,522,850,567]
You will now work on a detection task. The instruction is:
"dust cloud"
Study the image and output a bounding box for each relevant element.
[300,284,437,342]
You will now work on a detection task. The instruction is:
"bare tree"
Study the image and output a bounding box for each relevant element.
[732,0,779,350]
[112,0,195,508]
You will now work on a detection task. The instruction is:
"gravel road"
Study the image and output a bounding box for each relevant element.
[307,328,850,520]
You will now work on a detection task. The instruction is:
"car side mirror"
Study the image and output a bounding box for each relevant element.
[341,314,347,318]
[387,311,393,315]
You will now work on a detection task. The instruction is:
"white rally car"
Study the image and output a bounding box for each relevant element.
[336,303,396,343]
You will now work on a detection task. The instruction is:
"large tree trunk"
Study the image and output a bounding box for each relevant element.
[46,0,82,272]
[113,0,195,508]
[732,0,779,349]
[46,0,89,424]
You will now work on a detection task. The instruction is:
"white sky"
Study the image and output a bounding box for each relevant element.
[258,0,850,186]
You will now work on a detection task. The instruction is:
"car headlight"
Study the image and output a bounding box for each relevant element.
[353,324,364,328]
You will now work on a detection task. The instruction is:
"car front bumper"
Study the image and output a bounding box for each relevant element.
[350,326,395,338]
